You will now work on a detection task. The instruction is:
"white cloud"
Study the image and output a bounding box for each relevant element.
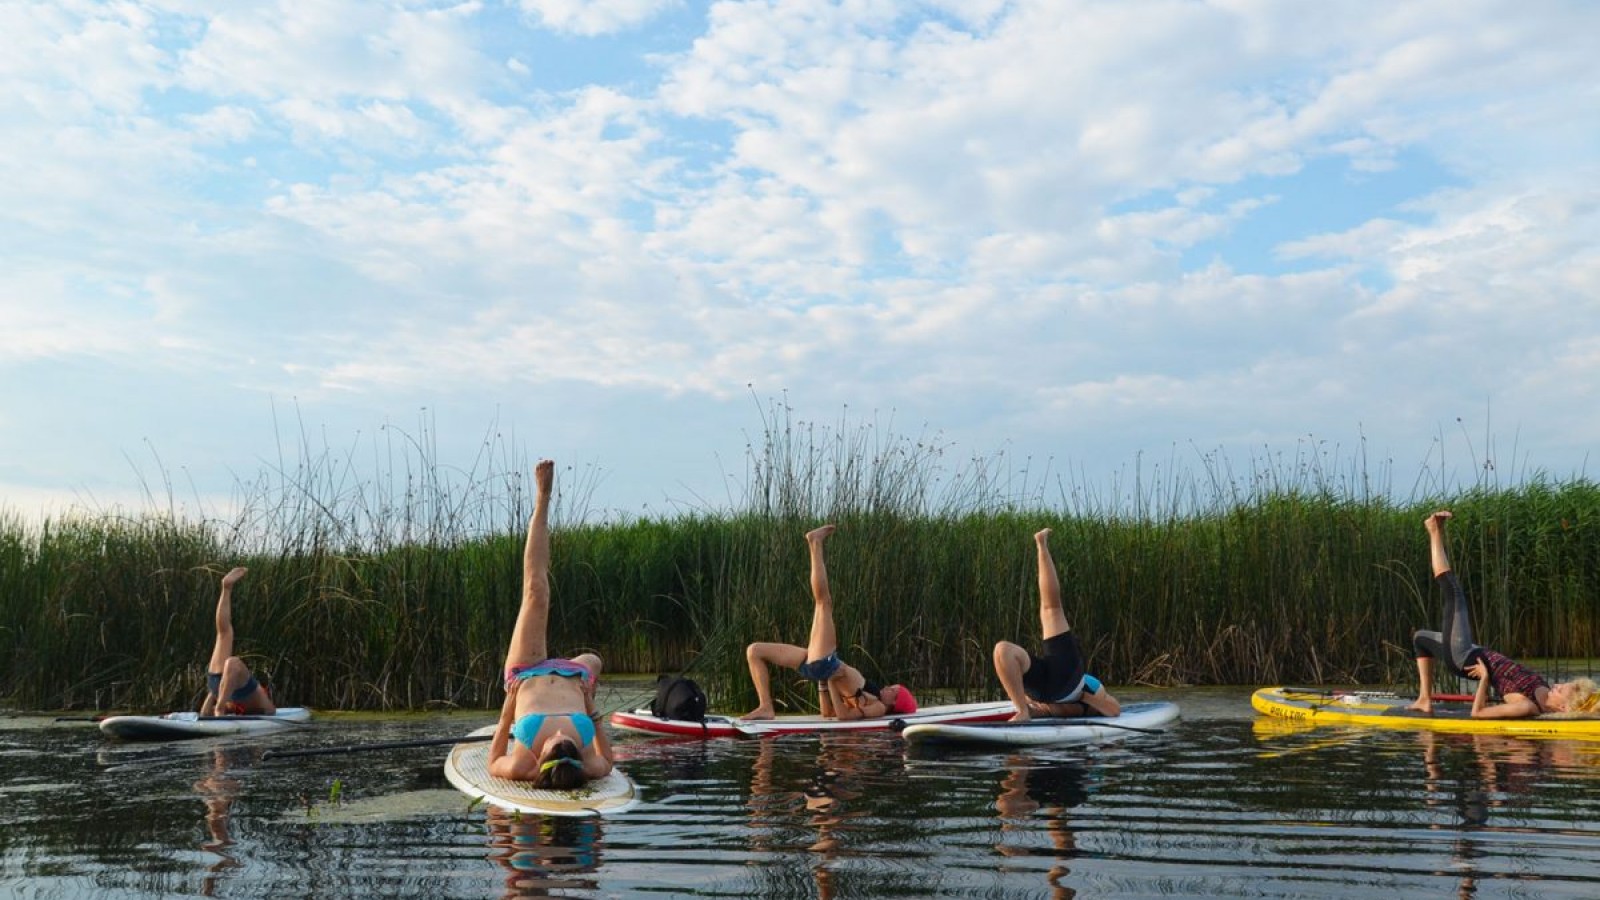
[3,0,1599,520]
[514,0,679,36]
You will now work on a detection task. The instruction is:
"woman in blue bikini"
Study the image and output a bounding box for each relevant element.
[487,459,614,786]
[199,566,275,717]
[743,524,916,721]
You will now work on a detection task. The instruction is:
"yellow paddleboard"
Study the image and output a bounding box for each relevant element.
[1252,687,1600,740]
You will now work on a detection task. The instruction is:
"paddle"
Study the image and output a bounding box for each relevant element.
[197,713,312,723]
[56,712,314,724]
[894,717,1166,736]
[970,718,1166,736]
[261,733,491,761]
[1280,687,1473,703]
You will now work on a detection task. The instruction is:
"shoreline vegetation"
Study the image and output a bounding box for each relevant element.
[3,408,1597,713]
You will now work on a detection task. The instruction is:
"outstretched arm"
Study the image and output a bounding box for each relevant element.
[488,685,518,770]
[583,677,615,774]
[585,715,615,777]
[826,681,861,720]
[1465,660,1538,718]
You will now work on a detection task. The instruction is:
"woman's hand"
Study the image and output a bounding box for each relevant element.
[1466,660,1489,681]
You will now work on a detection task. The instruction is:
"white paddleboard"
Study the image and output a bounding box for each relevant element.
[444,725,639,817]
[902,700,1180,747]
[99,707,312,741]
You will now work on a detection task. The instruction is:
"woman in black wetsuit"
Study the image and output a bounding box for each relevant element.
[992,528,1121,723]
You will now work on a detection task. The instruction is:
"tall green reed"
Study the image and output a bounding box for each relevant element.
[1,403,1596,711]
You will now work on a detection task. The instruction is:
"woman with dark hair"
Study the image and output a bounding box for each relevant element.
[992,528,1121,723]
[487,459,614,786]
[199,567,275,717]
[743,524,916,721]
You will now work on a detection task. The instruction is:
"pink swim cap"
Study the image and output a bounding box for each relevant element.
[887,685,917,714]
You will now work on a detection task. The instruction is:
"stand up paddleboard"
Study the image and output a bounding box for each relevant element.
[611,700,1015,738]
[1252,686,1600,739]
[901,700,1180,747]
[99,707,312,741]
[444,725,640,816]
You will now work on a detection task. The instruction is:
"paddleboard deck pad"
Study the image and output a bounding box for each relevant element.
[901,700,1180,747]
[611,700,1015,738]
[444,725,639,816]
[1252,687,1600,739]
[99,707,312,741]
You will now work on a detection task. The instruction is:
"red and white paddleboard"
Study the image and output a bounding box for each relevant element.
[611,700,1015,738]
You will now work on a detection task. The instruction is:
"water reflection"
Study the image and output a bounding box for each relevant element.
[1414,731,1590,899]
[484,806,602,898]
[193,747,246,895]
[747,735,877,899]
[995,755,1093,898]
[12,695,1600,899]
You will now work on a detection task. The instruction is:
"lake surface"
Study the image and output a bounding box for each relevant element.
[6,687,1600,898]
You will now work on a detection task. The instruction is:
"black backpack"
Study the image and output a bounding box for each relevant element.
[651,675,708,722]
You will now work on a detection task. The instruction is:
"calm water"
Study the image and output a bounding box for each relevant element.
[5,688,1600,898]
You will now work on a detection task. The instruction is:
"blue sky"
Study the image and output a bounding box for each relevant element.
[4,0,1598,525]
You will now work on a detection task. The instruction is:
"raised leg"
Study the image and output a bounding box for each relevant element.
[1425,511,1453,578]
[804,525,839,660]
[207,567,248,675]
[1035,529,1070,639]
[505,460,555,668]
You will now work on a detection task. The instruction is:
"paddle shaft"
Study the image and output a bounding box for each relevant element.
[970,718,1165,735]
[1281,687,1473,703]
[57,712,311,723]
[261,733,492,761]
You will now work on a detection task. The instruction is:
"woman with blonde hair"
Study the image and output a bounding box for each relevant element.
[1408,510,1598,718]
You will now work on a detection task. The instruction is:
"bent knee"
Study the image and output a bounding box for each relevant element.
[992,641,1026,666]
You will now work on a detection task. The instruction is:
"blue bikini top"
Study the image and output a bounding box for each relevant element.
[511,711,596,750]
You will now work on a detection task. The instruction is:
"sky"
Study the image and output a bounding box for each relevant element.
[3,0,1598,527]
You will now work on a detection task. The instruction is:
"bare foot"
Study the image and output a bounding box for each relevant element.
[1407,698,1433,714]
[221,567,247,589]
[806,524,836,543]
[534,459,554,496]
[1424,510,1452,534]
[742,707,775,721]
[1034,528,1052,545]
[1007,708,1032,723]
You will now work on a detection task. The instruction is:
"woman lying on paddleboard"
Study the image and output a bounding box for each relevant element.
[1408,510,1598,718]
[199,567,275,716]
[488,459,614,787]
[992,528,1121,723]
[743,524,917,721]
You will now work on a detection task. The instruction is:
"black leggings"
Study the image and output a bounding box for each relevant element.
[1412,571,1485,678]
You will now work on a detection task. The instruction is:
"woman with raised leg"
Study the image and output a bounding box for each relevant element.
[992,529,1120,723]
[743,525,916,722]
[200,567,275,717]
[488,460,614,785]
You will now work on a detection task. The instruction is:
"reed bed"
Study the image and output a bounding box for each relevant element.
[2,409,1597,712]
